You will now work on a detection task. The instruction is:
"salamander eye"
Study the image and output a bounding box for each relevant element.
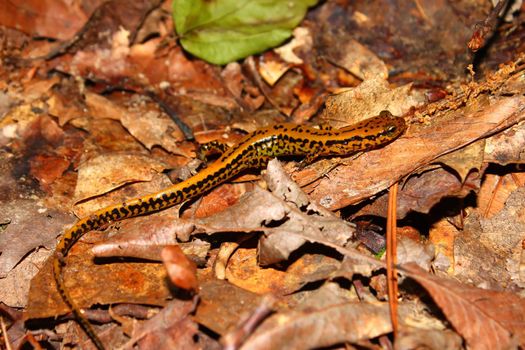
[385,125,397,136]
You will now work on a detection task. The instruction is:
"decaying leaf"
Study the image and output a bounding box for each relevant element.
[27,239,172,319]
[85,92,189,157]
[127,298,199,350]
[477,171,525,219]
[0,145,76,283]
[241,302,393,349]
[73,153,168,202]
[194,280,263,336]
[319,78,424,126]
[484,122,525,165]
[454,187,525,288]
[78,176,177,222]
[161,245,198,291]
[396,327,463,350]
[0,199,74,278]
[434,139,485,182]
[401,262,525,350]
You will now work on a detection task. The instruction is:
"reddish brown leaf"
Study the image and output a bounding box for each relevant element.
[26,239,171,319]
[161,245,198,291]
[73,153,167,202]
[29,154,70,188]
[0,0,92,40]
[194,280,263,336]
[401,262,525,350]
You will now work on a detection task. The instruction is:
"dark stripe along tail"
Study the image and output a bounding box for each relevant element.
[53,188,188,350]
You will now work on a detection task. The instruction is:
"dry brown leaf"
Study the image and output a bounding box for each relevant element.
[275,27,312,65]
[484,122,525,165]
[0,197,74,278]
[161,245,198,291]
[0,249,50,307]
[187,182,251,219]
[324,39,389,80]
[0,134,75,308]
[477,187,525,281]
[47,83,89,126]
[477,172,525,219]
[74,172,174,218]
[258,159,355,265]
[92,211,208,262]
[29,154,70,189]
[127,298,199,350]
[73,152,167,202]
[396,236,435,271]
[225,249,341,295]
[0,1,92,40]
[85,92,189,157]
[0,303,26,349]
[401,262,525,350]
[395,327,463,350]
[241,302,393,350]
[27,237,171,318]
[22,76,61,100]
[435,138,485,182]
[258,54,293,86]
[428,219,458,273]
[46,0,163,59]
[221,62,264,111]
[194,280,263,336]
[319,77,423,126]
[396,166,479,218]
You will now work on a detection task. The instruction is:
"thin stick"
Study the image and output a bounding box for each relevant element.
[386,182,399,339]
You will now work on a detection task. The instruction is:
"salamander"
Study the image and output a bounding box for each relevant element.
[53,111,406,349]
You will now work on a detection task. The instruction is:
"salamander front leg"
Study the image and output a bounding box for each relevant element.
[297,152,320,169]
[316,122,333,131]
[197,141,230,162]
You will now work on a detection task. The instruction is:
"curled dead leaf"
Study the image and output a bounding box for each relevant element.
[161,245,198,291]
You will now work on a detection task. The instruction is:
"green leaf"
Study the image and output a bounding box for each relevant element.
[172,0,318,65]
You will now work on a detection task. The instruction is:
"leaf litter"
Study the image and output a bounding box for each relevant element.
[1,1,525,349]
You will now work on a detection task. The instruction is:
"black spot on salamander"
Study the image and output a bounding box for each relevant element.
[120,207,129,216]
[74,228,83,239]
[308,140,319,148]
